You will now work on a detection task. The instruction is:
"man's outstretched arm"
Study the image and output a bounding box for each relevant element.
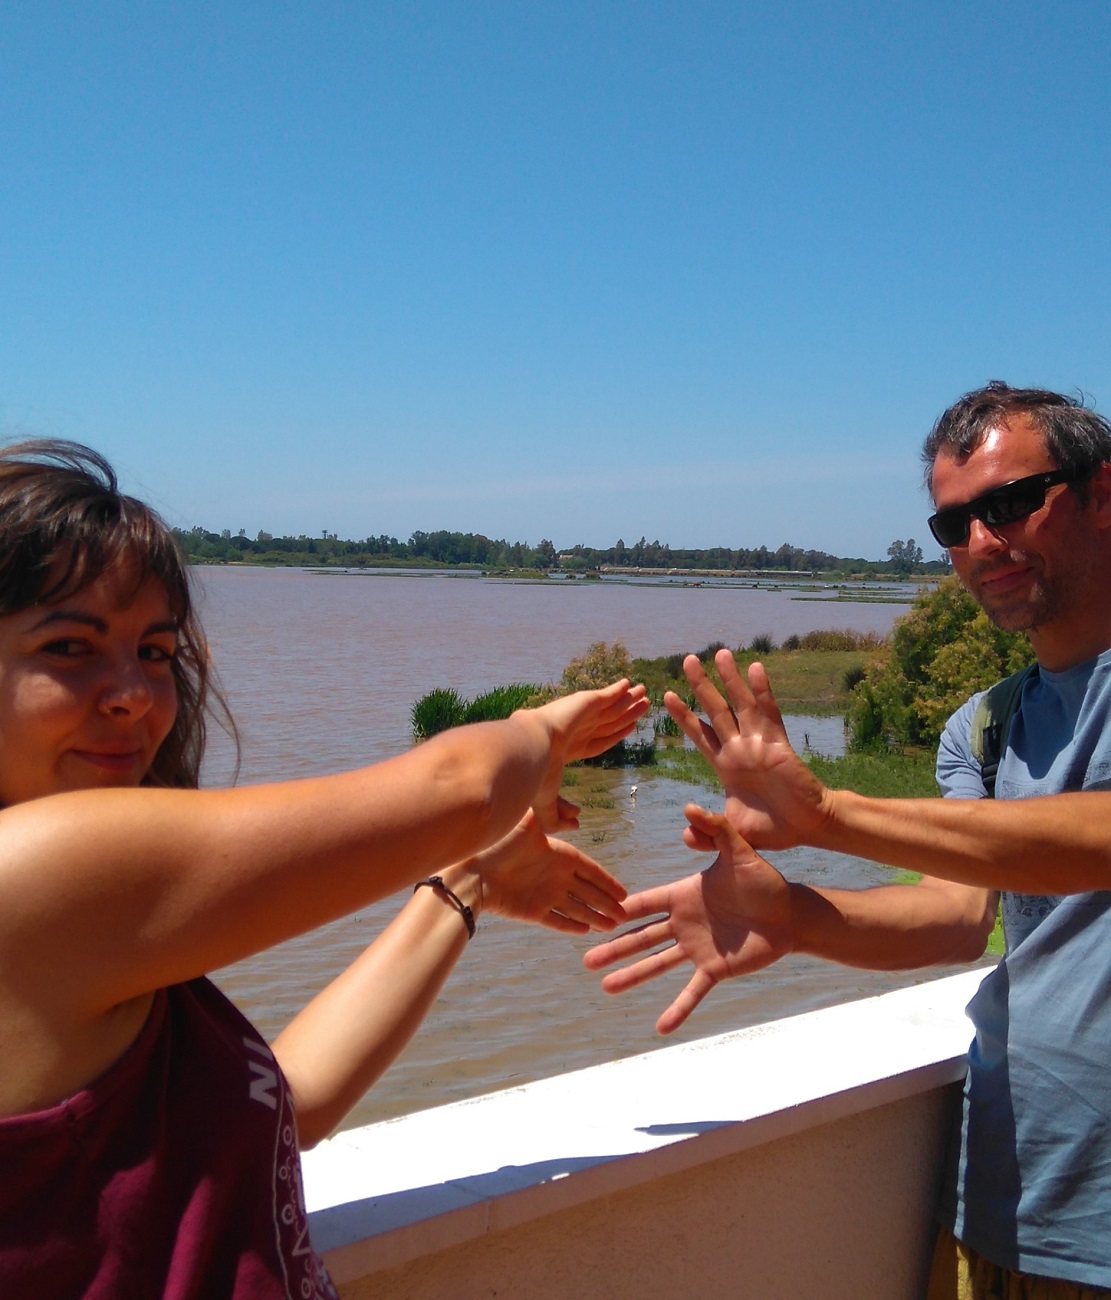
[668,649,1111,895]
[586,806,995,1033]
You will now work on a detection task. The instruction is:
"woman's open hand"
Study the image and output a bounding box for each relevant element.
[462,809,629,934]
[528,679,649,830]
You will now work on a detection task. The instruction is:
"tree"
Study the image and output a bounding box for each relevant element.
[848,576,1034,750]
[535,539,557,567]
[886,538,924,575]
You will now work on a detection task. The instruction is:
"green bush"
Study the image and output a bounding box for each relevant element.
[410,688,467,741]
[842,664,867,692]
[463,683,540,724]
[558,641,634,692]
[664,652,686,678]
[749,633,776,654]
[798,629,885,652]
[847,577,1033,751]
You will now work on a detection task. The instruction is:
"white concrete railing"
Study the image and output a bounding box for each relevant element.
[303,968,988,1300]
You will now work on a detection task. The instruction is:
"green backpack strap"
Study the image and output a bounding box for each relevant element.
[969,663,1038,798]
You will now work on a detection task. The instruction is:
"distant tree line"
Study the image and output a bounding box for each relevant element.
[172,526,948,576]
[172,526,562,570]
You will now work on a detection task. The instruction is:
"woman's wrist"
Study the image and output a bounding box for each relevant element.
[436,861,484,920]
[413,872,479,938]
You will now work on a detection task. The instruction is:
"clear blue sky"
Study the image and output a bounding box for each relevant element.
[3,2,1109,561]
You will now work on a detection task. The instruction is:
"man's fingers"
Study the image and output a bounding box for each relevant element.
[715,647,758,717]
[582,910,671,969]
[598,942,684,994]
[746,661,787,732]
[663,691,712,752]
[656,973,714,1035]
[683,653,740,738]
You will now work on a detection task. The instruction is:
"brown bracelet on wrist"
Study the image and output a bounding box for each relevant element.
[414,876,477,939]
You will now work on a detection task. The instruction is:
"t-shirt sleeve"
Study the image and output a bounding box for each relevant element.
[936,693,988,801]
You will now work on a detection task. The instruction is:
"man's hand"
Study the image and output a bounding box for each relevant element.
[583,805,796,1034]
[665,650,831,849]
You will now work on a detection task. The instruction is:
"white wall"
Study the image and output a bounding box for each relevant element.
[303,970,987,1299]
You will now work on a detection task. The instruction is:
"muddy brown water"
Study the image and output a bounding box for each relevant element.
[193,567,983,1129]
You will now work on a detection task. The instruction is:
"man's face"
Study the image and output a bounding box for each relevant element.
[931,415,1095,635]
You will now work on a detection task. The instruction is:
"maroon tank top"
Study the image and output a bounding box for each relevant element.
[0,978,337,1298]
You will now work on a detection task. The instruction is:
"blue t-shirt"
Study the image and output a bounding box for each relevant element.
[935,648,1111,1286]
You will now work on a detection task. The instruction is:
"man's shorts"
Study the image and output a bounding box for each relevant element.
[927,1226,1111,1300]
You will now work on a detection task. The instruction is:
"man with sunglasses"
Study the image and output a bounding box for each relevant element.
[590,382,1111,1297]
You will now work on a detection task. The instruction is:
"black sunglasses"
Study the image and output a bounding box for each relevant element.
[927,468,1083,548]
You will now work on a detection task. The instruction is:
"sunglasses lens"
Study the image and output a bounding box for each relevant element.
[983,480,1046,528]
[929,509,969,548]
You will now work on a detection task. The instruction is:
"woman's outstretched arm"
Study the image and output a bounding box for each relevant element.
[0,682,647,1031]
[273,811,629,1147]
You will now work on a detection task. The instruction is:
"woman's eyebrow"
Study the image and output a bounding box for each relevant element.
[30,610,109,634]
[28,612,179,636]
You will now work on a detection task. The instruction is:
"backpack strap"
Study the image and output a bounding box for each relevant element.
[969,663,1038,798]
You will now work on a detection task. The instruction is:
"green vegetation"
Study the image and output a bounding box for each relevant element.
[176,526,562,572]
[410,631,885,762]
[632,629,885,719]
[410,682,540,741]
[459,683,540,724]
[173,524,948,577]
[847,576,1034,751]
[409,688,466,741]
[806,750,938,798]
[886,538,924,574]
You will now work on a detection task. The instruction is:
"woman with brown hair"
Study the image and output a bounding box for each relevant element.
[0,439,647,1298]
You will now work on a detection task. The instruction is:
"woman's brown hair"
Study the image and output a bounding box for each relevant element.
[0,439,236,788]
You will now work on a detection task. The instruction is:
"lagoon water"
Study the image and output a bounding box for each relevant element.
[198,567,985,1130]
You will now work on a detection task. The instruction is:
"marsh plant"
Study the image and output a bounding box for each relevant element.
[410,688,467,741]
[462,683,540,723]
[410,682,541,740]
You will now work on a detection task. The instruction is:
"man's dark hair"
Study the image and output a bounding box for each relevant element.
[922,381,1111,500]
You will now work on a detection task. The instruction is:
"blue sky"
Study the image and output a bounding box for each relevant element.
[3,2,1109,561]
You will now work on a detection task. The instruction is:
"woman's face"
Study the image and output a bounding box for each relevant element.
[0,566,179,806]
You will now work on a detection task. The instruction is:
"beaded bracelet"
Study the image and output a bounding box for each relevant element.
[414,876,476,939]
